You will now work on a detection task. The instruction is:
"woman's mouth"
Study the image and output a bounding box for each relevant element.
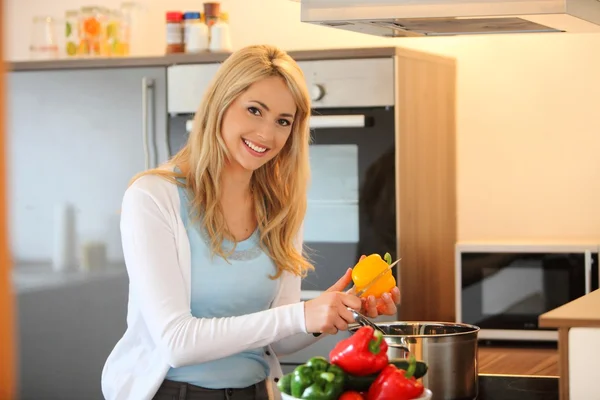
[242,138,269,157]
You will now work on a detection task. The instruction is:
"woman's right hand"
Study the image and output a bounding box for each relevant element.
[304,268,361,335]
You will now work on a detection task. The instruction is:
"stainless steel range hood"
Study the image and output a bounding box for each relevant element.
[299,0,600,36]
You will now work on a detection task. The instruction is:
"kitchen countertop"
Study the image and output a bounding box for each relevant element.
[7,47,399,72]
[539,288,600,329]
[11,262,127,294]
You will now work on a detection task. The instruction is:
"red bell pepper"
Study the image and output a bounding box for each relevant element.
[329,326,389,376]
[366,359,424,400]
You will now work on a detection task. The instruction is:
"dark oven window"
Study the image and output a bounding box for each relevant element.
[460,251,596,330]
[301,107,397,292]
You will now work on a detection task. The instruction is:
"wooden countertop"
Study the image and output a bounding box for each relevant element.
[7,47,399,72]
[539,289,600,329]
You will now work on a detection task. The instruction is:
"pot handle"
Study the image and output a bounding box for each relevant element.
[388,337,411,357]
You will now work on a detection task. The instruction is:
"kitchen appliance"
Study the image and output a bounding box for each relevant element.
[166,57,400,363]
[456,243,600,341]
[349,321,480,400]
[297,0,600,37]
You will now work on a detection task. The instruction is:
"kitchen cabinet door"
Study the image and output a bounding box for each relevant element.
[7,66,167,263]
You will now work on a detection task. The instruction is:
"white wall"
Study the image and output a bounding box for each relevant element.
[6,0,600,258]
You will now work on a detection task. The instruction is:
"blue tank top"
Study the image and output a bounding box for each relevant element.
[165,181,278,389]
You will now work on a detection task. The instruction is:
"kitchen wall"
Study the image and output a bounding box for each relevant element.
[5,0,600,260]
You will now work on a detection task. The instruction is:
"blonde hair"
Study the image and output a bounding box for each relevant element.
[131,44,314,279]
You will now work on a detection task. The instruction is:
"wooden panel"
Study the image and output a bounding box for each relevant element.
[479,346,559,376]
[0,0,16,396]
[558,328,570,400]
[394,48,457,322]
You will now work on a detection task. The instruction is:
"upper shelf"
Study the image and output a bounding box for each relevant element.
[7,47,399,72]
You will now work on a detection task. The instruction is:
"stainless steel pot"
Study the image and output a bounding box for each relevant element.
[349,321,480,400]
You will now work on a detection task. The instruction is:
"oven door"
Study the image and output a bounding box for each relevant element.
[300,107,397,305]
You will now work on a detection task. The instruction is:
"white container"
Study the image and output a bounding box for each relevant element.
[52,203,77,272]
[184,14,209,52]
[209,13,232,52]
[81,241,107,271]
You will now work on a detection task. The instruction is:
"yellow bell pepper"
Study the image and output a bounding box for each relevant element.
[351,252,397,299]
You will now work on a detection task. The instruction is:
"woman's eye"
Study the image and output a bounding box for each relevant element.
[278,119,291,127]
[248,106,261,116]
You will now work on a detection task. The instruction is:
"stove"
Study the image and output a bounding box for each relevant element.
[478,374,558,400]
[280,365,559,400]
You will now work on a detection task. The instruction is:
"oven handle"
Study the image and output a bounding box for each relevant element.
[185,115,368,131]
[186,119,194,133]
[585,250,592,293]
[310,115,367,129]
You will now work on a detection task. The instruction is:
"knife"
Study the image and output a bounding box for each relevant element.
[348,258,401,298]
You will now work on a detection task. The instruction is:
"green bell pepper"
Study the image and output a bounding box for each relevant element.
[289,357,346,400]
[276,373,293,395]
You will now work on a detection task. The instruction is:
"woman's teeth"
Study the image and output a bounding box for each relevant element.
[243,139,267,153]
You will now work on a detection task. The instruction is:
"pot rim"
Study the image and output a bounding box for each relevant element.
[348,320,481,338]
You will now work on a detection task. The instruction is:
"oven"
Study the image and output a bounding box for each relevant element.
[299,107,396,300]
[166,57,399,364]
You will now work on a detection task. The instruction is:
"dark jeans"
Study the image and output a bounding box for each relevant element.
[153,379,269,400]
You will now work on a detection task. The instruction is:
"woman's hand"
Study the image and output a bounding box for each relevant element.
[360,287,401,318]
[355,255,401,319]
[304,268,361,335]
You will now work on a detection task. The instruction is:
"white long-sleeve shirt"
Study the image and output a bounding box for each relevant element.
[101,173,321,400]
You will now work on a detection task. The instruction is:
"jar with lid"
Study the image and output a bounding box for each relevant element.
[64,10,79,57]
[105,9,122,56]
[203,2,221,28]
[165,11,184,53]
[80,6,107,56]
[183,12,209,53]
[209,12,232,53]
[119,1,145,56]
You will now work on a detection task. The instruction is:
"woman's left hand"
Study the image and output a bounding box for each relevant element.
[361,287,401,318]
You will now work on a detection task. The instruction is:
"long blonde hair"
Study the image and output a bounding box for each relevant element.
[132,44,314,279]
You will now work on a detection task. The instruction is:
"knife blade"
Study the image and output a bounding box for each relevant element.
[348,258,400,298]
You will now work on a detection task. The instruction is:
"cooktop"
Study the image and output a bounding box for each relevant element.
[478,374,558,400]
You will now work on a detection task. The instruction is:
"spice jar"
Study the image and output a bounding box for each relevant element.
[165,11,184,53]
[183,12,209,53]
[203,2,221,27]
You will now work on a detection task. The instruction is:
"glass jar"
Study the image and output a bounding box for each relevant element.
[29,16,60,60]
[165,11,184,53]
[65,10,79,57]
[119,1,146,57]
[80,6,107,57]
[106,9,123,56]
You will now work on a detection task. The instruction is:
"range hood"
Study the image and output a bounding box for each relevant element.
[299,0,600,36]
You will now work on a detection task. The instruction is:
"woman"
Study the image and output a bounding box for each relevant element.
[101,44,400,400]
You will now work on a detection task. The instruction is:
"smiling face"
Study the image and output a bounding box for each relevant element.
[220,76,297,173]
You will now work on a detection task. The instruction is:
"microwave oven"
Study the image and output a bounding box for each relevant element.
[455,243,599,341]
